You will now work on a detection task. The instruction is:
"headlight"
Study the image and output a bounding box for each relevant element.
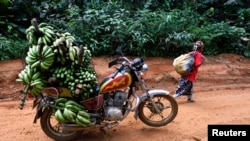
[140,64,148,79]
[141,64,148,72]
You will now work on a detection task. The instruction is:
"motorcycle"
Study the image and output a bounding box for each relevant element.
[20,49,178,141]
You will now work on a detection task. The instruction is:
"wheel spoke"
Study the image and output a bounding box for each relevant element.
[138,94,178,127]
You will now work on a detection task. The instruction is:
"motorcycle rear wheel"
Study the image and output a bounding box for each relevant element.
[138,94,178,127]
[40,108,82,141]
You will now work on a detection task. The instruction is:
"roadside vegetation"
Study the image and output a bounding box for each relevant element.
[1,0,250,60]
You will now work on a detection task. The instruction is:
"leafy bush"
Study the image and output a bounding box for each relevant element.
[188,22,246,55]
[0,36,28,61]
[1,0,250,60]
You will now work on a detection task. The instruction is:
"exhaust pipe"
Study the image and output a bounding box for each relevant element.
[61,122,119,132]
[61,124,97,132]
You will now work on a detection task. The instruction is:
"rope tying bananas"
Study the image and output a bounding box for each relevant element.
[17,19,97,112]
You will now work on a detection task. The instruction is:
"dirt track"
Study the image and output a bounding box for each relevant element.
[0,54,250,141]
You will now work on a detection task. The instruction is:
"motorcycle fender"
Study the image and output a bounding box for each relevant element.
[33,99,46,124]
[134,89,169,120]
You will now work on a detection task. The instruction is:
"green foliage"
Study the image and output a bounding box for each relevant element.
[1,0,250,60]
[188,22,246,55]
[0,36,28,61]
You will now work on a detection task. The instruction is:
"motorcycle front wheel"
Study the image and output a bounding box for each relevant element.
[138,94,178,127]
[40,108,82,141]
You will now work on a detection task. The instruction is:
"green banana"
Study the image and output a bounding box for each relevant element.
[31,60,40,69]
[22,71,30,85]
[25,26,35,34]
[44,28,55,36]
[55,98,68,106]
[30,79,43,87]
[42,45,51,57]
[55,97,68,107]
[75,117,87,127]
[65,100,85,110]
[18,71,24,81]
[31,72,40,80]
[57,103,65,108]
[16,78,23,82]
[62,32,71,36]
[78,110,90,119]
[30,82,44,95]
[44,52,55,60]
[69,46,75,61]
[38,37,43,45]
[55,109,66,123]
[43,35,51,44]
[25,56,34,65]
[76,114,91,125]
[63,108,76,122]
[40,61,50,70]
[41,36,48,45]
[38,22,49,28]
[65,104,82,113]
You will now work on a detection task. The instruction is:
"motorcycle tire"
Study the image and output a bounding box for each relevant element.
[40,108,82,141]
[138,94,178,127]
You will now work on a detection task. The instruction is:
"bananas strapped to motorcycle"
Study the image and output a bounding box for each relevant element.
[16,18,178,141]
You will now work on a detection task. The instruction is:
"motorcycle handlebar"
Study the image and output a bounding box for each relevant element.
[108,57,131,68]
[111,65,122,79]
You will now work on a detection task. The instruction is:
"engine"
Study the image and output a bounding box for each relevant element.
[104,91,127,121]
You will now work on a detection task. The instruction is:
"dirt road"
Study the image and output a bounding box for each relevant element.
[0,54,250,141]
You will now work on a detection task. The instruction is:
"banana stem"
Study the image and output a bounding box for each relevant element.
[78,45,84,65]
[31,18,43,38]
[19,85,30,110]
[59,43,67,52]
[31,18,40,33]
[38,44,44,59]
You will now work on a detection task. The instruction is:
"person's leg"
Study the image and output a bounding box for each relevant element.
[173,77,192,98]
[187,82,195,102]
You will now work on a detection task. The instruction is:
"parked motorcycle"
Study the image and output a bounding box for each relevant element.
[20,49,178,141]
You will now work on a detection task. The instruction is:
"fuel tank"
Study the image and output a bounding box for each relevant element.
[99,72,132,93]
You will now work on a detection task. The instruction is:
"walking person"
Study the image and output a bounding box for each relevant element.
[173,40,205,102]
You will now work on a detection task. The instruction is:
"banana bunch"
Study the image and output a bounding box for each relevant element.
[25,45,55,71]
[16,65,45,96]
[16,65,34,86]
[72,67,97,99]
[54,98,91,127]
[26,22,56,46]
[29,72,46,96]
[81,46,92,67]
[49,61,97,99]
[50,66,74,81]
[52,32,76,64]
[18,20,98,109]
[75,110,91,127]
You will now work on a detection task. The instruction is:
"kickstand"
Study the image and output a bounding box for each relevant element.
[100,128,108,141]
